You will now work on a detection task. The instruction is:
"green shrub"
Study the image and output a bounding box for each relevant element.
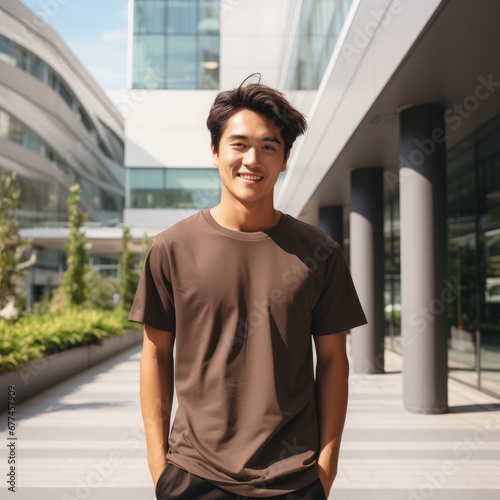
[0,309,135,373]
[36,268,120,315]
[62,184,89,307]
[119,226,139,312]
[84,268,119,310]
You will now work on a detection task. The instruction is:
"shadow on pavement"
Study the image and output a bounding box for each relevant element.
[448,403,500,413]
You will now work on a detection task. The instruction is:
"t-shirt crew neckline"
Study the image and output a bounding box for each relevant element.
[202,209,289,240]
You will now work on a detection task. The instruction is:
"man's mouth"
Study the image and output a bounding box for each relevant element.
[237,173,264,181]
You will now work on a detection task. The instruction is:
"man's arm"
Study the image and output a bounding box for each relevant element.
[140,324,175,487]
[314,331,349,496]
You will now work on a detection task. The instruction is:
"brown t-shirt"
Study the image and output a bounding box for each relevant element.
[129,210,366,497]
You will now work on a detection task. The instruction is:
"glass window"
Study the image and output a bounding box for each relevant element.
[128,167,220,209]
[0,35,94,124]
[27,54,47,81]
[0,109,10,139]
[447,148,479,388]
[477,129,500,395]
[134,0,146,33]
[23,129,45,156]
[166,35,197,88]
[166,168,220,208]
[199,33,219,62]
[5,113,23,144]
[0,162,67,227]
[288,0,353,91]
[130,168,166,208]
[57,78,74,108]
[199,34,220,88]
[54,158,77,183]
[167,0,197,34]
[478,130,500,231]
[133,35,167,88]
[132,0,220,89]
[198,0,220,33]
[0,108,123,224]
[384,192,401,351]
[134,0,172,34]
[145,0,168,33]
[0,35,18,66]
[100,120,125,164]
[37,249,64,267]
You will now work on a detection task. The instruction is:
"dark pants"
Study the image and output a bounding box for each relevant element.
[155,464,327,500]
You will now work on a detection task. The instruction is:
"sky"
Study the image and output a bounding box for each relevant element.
[20,0,129,103]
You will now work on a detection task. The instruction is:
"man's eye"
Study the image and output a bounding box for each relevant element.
[263,145,276,151]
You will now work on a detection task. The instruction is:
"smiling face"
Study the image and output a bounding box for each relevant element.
[211,109,289,210]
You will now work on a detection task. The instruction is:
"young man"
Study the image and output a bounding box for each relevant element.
[130,77,366,500]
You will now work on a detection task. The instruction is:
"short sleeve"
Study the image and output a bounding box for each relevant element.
[311,244,367,336]
[128,240,176,333]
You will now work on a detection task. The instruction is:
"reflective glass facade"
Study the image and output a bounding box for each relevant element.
[287,0,352,90]
[0,35,124,163]
[132,0,220,89]
[127,167,220,209]
[384,192,401,351]
[448,122,500,396]
[0,109,123,226]
[384,117,500,397]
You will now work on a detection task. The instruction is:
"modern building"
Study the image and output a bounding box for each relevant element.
[126,0,500,403]
[0,0,125,304]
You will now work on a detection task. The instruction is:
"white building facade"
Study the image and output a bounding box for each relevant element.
[126,0,500,402]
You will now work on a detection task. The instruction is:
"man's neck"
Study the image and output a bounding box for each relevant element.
[210,201,281,232]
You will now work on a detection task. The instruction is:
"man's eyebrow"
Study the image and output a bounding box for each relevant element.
[226,134,282,145]
[226,134,247,141]
[262,136,282,145]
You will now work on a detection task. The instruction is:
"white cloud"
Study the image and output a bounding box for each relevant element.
[101,29,128,42]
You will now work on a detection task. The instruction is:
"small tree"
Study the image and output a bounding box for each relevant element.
[0,172,33,313]
[62,184,89,307]
[139,231,153,271]
[119,226,138,311]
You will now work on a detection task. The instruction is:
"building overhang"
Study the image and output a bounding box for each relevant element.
[20,226,159,258]
[277,0,500,224]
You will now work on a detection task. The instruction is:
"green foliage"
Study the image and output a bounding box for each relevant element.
[0,172,33,311]
[119,227,138,311]
[0,309,133,372]
[38,268,119,314]
[61,184,89,307]
[139,232,153,271]
[86,268,119,310]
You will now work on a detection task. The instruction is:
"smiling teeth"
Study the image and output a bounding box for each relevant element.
[240,174,262,181]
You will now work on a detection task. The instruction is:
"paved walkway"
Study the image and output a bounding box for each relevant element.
[1,343,500,500]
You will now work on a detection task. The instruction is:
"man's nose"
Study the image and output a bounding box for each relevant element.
[243,147,260,167]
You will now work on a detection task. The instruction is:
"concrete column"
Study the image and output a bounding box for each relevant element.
[399,104,448,414]
[350,167,385,374]
[318,205,343,246]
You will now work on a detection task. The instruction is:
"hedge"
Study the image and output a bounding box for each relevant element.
[0,309,135,373]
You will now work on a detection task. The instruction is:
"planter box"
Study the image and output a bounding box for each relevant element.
[0,329,142,412]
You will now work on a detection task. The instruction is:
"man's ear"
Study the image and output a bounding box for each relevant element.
[211,143,219,167]
[281,149,291,172]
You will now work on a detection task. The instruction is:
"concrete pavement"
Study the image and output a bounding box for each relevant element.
[333,349,500,499]
[1,343,499,499]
